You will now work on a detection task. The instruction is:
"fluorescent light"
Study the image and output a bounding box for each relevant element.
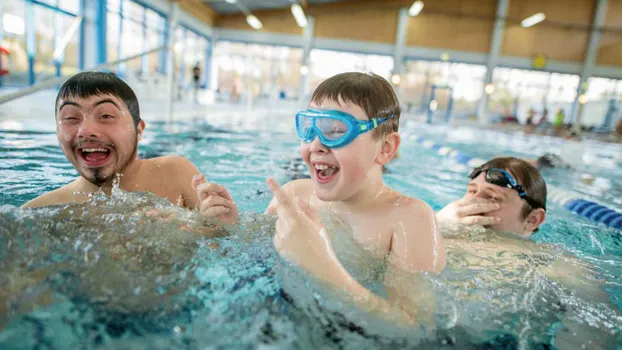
[521,13,545,28]
[225,0,237,4]
[246,15,262,30]
[3,13,25,35]
[408,1,424,17]
[291,4,308,28]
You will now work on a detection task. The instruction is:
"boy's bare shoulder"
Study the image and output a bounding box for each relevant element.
[387,193,434,217]
[282,178,314,197]
[21,181,77,208]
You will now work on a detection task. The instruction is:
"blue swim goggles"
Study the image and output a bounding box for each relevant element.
[295,108,389,148]
[469,167,545,210]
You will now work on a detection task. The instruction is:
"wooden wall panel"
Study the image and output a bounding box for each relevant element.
[179,1,216,26]
[597,0,622,65]
[216,10,303,36]
[405,0,496,53]
[501,0,594,62]
[314,8,398,43]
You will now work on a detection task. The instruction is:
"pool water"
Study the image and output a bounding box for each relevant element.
[0,115,621,349]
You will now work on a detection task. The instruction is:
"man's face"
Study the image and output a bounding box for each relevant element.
[56,94,144,186]
[465,171,531,235]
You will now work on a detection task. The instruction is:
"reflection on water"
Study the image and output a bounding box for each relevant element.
[1,190,621,348]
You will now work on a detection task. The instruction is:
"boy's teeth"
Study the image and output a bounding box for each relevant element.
[314,164,334,170]
[83,148,108,153]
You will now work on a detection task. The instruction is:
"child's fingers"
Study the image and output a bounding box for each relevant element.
[196,182,232,200]
[202,206,231,217]
[192,174,206,190]
[457,202,500,217]
[199,195,233,214]
[266,178,295,214]
[459,215,501,226]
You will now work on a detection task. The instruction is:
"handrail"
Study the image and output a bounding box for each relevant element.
[0,46,167,104]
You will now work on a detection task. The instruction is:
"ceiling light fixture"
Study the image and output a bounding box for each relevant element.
[225,0,237,4]
[521,13,545,28]
[408,1,424,17]
[246,15,263,30]
[291,4,308,28]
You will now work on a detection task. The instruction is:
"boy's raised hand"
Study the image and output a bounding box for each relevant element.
[266,178,345,284]
[193,174,239,224]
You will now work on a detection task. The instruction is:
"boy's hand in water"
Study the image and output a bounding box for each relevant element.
[193,174,239,225]
[266,178,347,285]
[436,197,501,226]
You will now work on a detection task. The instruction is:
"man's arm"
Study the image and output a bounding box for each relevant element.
[21,184,76,209]
[160,155,202,209]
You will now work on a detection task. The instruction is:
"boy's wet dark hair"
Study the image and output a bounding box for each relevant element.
[55,72,141,127]
[482,157,547,230]
[311,72,400,140]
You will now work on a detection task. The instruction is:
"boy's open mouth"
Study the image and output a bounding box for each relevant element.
[314,163,339,184]
[78,147,112,167]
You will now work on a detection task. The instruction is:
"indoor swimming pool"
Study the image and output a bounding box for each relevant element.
[0,114,621,349]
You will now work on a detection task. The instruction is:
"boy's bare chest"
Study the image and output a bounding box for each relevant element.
[326,211,394,255]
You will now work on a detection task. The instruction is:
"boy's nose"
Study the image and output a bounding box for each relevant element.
[309,136,328,153]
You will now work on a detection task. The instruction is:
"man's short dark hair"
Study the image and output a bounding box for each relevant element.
[55,72,141,127]
[311,72,400,140]
[482,157,547,228]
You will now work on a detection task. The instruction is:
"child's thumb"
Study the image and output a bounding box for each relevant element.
[297,199,319,222]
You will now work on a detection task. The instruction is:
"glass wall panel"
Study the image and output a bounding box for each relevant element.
[309,49,393,93]
[2,0,29,85]
[490,67,579,124]
[213,41,303,104]
[401,60,486,115]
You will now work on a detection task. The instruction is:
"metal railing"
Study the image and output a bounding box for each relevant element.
[0,46,166,105]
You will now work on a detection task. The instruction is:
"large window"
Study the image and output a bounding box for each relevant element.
[2,0,80,85]
[401,60,486,116]
[106,0,166,77]
[214,41,303,103]
[309,49,393,93]
[489,68,579,123]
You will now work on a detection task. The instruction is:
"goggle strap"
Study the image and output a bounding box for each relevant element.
[372,118,378,128]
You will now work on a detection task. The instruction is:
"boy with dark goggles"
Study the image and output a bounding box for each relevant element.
[468,167,545,210]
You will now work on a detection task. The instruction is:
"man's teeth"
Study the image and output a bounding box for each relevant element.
[82,148,108,153]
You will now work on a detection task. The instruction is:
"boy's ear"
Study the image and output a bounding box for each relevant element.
[524,208,546,235]
[376,132,400,166]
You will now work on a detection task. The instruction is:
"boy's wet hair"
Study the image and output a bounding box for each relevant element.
[311,72,400,140]
[481,157,547,231]
[55,72,141,127]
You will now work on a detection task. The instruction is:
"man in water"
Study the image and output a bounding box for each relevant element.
[22,72,207,210]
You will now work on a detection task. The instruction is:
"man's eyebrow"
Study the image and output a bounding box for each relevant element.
[58,101,80,112]
[94,98,121,109]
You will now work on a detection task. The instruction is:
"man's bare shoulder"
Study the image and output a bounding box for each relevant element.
[147,155,196,170]
[21,181,78,208]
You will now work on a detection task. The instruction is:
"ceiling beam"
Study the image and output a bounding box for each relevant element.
[178,0,217,26]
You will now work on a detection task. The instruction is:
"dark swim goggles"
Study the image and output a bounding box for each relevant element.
[469,167,545,210]
[295,108,389,148]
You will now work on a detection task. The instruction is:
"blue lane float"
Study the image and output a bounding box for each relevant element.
[410,134,622,231]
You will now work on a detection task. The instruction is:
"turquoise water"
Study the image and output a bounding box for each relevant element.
[0,116,621,348]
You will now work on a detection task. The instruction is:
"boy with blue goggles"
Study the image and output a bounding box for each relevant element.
[295,108,389,148]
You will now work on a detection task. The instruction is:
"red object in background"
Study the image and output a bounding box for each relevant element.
[0,46,9,76]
